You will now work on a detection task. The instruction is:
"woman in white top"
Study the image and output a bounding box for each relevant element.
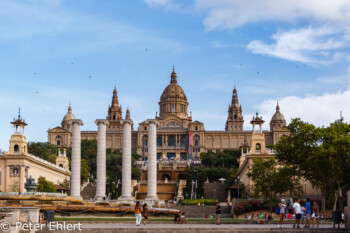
[278,199,286,228]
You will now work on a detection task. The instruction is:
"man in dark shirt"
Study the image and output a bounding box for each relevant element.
[216,203,221,225]
[174,211,181,223]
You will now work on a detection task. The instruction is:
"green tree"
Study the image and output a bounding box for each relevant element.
[47,154,57,164]
[275,118,350,212]
[247,157,302,211]
[28,142,58,161]
[81,159,91,182]
[36,176,57,192]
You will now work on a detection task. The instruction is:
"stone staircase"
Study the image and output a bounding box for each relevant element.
[81,183,96,200]
[176,205,232,218]
[136,181,177,200]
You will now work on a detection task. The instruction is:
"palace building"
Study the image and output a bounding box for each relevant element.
[48,67,289,160]
[0,112,70,193]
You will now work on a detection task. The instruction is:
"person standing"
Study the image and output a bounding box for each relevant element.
[311,202,320,228]
[293,198,302,229]
[304,198,311,227]
[278,199,286,228]
[143,203,149,225]
[216,202,221,225]
[135,201,142,226]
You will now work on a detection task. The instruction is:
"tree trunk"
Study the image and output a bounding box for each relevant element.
[321,194,326,214]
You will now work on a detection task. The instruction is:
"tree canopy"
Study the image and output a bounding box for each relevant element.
[275,118,350,211]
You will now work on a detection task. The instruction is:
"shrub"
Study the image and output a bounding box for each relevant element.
[180,199,218,205]
[233,199,265,215]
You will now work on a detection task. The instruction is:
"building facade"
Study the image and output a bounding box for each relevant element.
[0,113,70,193]
[48,68,289,160]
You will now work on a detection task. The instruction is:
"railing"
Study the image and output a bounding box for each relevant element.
[30,154,67,172]
[266,148,276,154]
[0,192,67,196]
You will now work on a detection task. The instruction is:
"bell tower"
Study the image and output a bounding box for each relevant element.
[106,86,123,130]
[8,108,28,155]
[225,86,244,131]
[56,146,70,171]
[248,113,266,155]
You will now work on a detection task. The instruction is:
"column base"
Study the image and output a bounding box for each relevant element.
[71,195,82,200]
[95,195,107,201]
[145,196,159,201]
[119,196,134,201]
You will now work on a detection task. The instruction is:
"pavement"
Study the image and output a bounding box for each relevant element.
[82,223,347,229]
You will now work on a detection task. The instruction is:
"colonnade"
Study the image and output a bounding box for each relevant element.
[69,117,159,201]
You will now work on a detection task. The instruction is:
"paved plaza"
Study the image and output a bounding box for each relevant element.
[82,223,346,229]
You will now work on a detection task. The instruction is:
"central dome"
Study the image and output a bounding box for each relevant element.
[159,67,189,119]
[160,68,187,102]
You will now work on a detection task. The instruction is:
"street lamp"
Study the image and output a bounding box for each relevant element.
[304,181,307,199]
[235,176,242,199]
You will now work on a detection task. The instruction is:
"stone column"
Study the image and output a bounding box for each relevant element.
[120,119,133,201]
[145,119,159,201]
[69,119,83,199]
[95,119,109,200]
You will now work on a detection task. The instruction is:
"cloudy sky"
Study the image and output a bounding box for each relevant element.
[1,0,350,150]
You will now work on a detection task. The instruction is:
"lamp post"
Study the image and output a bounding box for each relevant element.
[235,176,242,199]
[304,181,307,199]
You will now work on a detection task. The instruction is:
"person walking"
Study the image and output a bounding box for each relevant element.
[135,201,142,226]
[304,198,311,228]
[143,203,149,225]
[215,202,221,225]
[311,202,320,228]
[278,199,286,228]
[293,198,302,229]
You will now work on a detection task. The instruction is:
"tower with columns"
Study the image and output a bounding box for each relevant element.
[95,119,109,200]
[145,119,159,201]
[69,119,83,199]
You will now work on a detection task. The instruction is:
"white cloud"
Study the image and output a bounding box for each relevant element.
[195,0,350,31]
[143,0,180,10]
[256,89,350,129]
[247,26,350,65]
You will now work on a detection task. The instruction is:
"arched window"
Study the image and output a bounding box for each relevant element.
[195,126,198,131]
[255,143,261,153]
[113,115,116,120]
[234,114,237,120]
[180,136,187,147]
[14,145,19,154]
[168,135,175,147]
[144,126,147,131]
[193,135,200,147]
[142,135,148,146]
[59,164,63,168]
[157,137,162,147]
[161,174,171,180]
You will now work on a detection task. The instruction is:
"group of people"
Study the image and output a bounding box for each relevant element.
[134,201,149,226]
[246,213,273,224]
[174,211,188,224]
[277,198,320,228]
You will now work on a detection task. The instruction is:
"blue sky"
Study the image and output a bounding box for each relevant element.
[1,0,350,150]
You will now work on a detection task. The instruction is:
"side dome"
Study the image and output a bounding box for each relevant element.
[62,104,76,122]
[270,103,286,131]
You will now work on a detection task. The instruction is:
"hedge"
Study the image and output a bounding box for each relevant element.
[233,199,264,215]
[180,199,219,205]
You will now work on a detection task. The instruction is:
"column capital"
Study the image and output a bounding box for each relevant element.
[145,119,159,126]
[120,119,133,125]
[95,119,109,125]
[68,119,84,126]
